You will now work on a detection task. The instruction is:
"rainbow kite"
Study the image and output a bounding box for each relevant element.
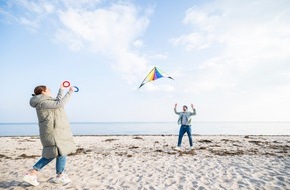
[138,67,174,89]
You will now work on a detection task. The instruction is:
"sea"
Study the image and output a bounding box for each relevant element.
[0,122,289,136]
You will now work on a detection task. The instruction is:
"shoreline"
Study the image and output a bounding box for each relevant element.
[1,122,289,137]
[1,134,290,137]
[1,135,289,189]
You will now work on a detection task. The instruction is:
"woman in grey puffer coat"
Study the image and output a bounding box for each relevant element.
[23,82,76,186]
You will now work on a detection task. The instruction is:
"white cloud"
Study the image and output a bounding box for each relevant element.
[133,39,143,48]
[56,29,84,51]
[1,0,155,85]
[148,52,168,60]
[57,4,150,51]
[1,0,56,30]
[55,2,152,82]
[139,82,175,92]
[61,0,103,9]
[170,32,213,50]
[112,50,148,82]
[173,0,290,94]
[183,6,222,32]
[171,0,290,121]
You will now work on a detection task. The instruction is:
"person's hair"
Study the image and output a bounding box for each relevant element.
[183,105,188,110]
[32,85,47,96]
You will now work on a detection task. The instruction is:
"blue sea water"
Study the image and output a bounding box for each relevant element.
[0,122,289,136]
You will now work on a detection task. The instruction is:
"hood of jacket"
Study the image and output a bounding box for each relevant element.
[30,94,51,108]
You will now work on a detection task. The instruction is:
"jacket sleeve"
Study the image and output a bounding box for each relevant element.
[40,90,73,109]
[189,109,196,116]
[55,89,63,100]
[174,108,180,115]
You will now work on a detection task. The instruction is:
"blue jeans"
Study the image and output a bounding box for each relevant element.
[177,125,193,147]
[33,155,66,174]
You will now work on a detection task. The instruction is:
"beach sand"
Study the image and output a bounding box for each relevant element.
[0,135,289,190]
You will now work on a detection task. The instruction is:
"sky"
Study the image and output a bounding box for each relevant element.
[0,0,290,123]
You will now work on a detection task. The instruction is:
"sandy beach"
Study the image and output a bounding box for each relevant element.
[0,135,289,190]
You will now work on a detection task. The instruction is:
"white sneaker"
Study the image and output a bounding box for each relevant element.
[174,147,182,151]
[23,174,39,186]
[51,173,71,184]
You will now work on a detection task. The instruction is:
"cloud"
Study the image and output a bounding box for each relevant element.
[0,0,55,30]
[112,50,148,82]
[1,0,153,83]
[148,52,168,60]
[170,32,213,50]
[183,6,222,32]
[139,82,175,92]
[57,3,150,51]
[56,2,152,79]
[60,0,103,9]
[172,0,290,95]
[133,39,143,48]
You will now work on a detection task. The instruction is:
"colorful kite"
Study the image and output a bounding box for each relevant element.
[138,67,174,89]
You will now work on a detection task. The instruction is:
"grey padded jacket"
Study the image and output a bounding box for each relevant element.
[30,89,76,159]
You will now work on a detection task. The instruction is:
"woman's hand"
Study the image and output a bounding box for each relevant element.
[60,81,67,89]
[69,86,75,92]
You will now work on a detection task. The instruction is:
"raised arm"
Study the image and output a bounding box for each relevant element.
[190,104,196,115]
[174,103,180,115]
[40,87,74,109]
[56,81,68,100]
